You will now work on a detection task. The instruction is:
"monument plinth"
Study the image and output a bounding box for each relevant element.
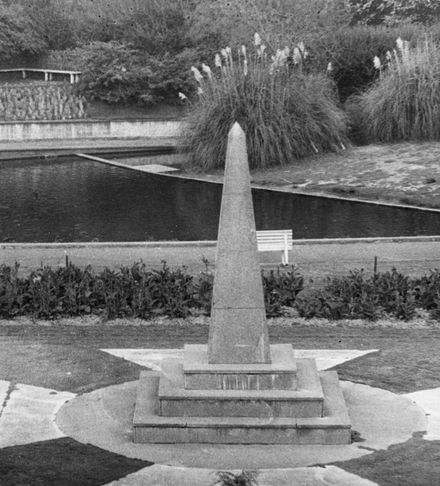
[133,123,351,444]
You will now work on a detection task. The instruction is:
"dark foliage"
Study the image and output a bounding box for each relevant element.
[295,268,440,321]
[0,3,47,63]
[263,266,304,316]
[75,42,197,106]
[0,261,303,320]
[322,24,423,101]
[212,470,259,486]
[1,262,438,322]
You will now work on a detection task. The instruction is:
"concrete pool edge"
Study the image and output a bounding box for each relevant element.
[2,235,440,250]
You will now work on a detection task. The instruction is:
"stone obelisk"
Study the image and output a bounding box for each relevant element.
[133,121,351,445]
[208,122,271,364]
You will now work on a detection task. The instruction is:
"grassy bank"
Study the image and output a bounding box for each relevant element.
[182,141,440,209]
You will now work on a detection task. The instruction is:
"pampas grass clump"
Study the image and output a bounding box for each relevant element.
[350,37,440,143]
[182,37,348,170]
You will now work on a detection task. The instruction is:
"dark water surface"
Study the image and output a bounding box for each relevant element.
[1,157,440,242]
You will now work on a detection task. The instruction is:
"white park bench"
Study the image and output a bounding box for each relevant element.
[256,229,292,265]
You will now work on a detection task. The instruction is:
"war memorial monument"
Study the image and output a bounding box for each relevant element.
[133,123,351,444]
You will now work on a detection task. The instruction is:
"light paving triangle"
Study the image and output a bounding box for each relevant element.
[0,383,75,448]
[404,387,440,440]
[294,349,379,371]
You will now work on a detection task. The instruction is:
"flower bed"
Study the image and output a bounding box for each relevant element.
[0,261,438,321]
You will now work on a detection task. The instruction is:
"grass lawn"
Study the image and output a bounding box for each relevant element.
[1,318,440,485]
[182,142,440,210]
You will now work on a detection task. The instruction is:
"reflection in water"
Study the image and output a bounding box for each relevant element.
[1,157,440,242]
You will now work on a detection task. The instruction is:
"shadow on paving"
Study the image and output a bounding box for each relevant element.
[0,437,152,486]
[332,434,440,486]
[0,343,144,394]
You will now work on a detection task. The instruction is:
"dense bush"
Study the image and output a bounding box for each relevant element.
[0,83,87,121]
[349,37,440,143]
[263,267,304,316]
[183,40,348,170]
[348,0,440,26]
[189,0,351,53]
[213,470,259,486]
[320,24,423,101]
[0,261,304,320]
[76,42,197,106]
[0,3,46,63]
[295,268,440,321]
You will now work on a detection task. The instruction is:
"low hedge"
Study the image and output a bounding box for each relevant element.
[295,268,440,321]
[0,262,438,321]
[0,261,303,320]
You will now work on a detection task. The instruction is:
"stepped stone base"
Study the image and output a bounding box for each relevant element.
[133,370,350,444]
[133,346,351,444]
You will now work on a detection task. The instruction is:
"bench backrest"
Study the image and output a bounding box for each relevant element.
[256,230,292,249]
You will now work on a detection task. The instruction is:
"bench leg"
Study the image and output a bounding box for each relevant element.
[283,235,289,265]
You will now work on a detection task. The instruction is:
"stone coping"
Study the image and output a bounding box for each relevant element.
[0,117,183,125]
[2,234,440,250]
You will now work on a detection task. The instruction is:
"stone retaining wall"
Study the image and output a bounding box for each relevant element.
[0,119,184,141]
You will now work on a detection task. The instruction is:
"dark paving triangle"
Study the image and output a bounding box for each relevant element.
[0,437,152,486]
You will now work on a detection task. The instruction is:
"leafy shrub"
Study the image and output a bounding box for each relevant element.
[76,42,197,106]
[263,266,304,317]
[189,0,351,52]
[0,83,87,121]
[44,48,89,71]
[319,24,423,101]
[348,0,440,26]
[183,39,348,170]
[0,3,46,63]
[64,0,192,54]
[349,37,440,143]
[75,42,151,105]
[295,268,429,321]
[24,0,76,51]
[413,270,440,319]
[212,470,259,486]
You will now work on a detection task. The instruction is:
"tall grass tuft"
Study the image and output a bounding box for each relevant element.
[182,39,348,170]
[349,36,440,143]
